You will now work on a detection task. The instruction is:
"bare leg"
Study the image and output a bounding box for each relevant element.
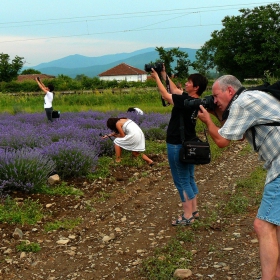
[192,196,199,218]
[141,153,153,165]
[114,144,122,162]
[182,191,195,219]
[275,226,280,279]
[254,218,279,279]
[172,192,194,224]
[132,151,153,165]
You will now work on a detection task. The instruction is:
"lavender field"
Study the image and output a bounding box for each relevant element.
[0,110,170,193]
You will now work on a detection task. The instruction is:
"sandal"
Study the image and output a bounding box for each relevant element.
[192,211,200,220]
[172,215,194,226]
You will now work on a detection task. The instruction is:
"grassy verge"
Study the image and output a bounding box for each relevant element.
[0,90,174,114]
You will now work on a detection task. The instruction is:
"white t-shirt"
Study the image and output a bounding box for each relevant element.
[44,91,53,108]
[134,108,144,115]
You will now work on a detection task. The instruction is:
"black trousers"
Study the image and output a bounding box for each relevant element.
[45,107,53,122]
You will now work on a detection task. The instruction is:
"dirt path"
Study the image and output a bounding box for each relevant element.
[0,140,262,280]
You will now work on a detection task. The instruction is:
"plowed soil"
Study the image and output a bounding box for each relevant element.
[0,140,263,280]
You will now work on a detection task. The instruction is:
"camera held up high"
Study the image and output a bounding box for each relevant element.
[144,62,164,75]
[184,95,216,111]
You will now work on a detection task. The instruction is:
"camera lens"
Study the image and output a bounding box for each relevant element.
[144,64,152,72]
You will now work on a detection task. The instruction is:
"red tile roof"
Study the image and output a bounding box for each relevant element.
[98,63,146,76]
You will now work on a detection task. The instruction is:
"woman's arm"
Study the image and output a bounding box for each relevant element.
[159,65,183,95]
[35,77,48,93]
[150,69,174,105]
[115,121,126,138]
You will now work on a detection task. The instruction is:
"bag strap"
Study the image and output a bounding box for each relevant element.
[179,112,185,144]
[180,112,209,143]
[251,122,280,151]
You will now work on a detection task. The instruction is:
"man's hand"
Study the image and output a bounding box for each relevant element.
[198,105,231,148]
[197,105,212,125]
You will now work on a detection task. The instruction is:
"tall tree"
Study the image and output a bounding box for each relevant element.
[153,47,191,78]
[193,3,280,80]
[191,41,216,77]
[0,53,24,82]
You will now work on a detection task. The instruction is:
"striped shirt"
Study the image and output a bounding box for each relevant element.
[219,90,280,184]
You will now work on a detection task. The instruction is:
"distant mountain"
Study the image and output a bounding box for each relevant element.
[34,47,156,69]
[25,47,198,78]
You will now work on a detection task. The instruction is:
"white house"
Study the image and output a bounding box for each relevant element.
[98,63,147,82]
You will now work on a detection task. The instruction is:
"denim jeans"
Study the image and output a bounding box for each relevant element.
[167,143,199,201]
[257,174,280,226]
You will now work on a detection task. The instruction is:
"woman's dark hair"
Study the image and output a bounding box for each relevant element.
[106,117,126,133]
[48,84,54,92]
[127,107,136,112]
[188,73,208,96]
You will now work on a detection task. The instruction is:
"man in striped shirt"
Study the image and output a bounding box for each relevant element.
[198,75,280,280]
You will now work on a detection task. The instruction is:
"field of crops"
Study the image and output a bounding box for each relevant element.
[0,110,170,193]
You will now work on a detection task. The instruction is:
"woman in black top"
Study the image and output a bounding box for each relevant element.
[151,67,208,226]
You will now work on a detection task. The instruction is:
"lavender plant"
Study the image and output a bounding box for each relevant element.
[0,110,169,192]
[42,140,99,179]
[0,148,55,193]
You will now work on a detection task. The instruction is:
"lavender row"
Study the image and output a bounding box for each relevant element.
[0,111,169,193]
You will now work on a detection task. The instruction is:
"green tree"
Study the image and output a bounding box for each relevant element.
[0,53,24,82]
[193,3,280,80]
[192,41,216,77]
[75,74,88,81]
[149,47,191,78]
[21,69,41,75]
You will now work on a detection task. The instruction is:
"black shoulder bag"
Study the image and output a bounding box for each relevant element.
[179,113,211,165]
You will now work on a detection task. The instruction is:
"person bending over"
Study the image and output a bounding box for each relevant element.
[103,117,153,165]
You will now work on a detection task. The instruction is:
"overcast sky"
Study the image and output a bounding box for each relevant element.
[0,0,279,66]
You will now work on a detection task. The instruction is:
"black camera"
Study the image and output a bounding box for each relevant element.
[184,95,216,111]
[144,62,164,74]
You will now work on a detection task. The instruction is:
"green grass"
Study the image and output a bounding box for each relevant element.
[239,142,254,155]
[37,182,84,196]
[0,90,174,114]
[145,140,167,154]
[223,165,265,215]
[87,156,113,180]
[140,233,193,279]
[16,241,41,253]
[0,197,44,225]
[93,191,112,202]
[44,217,82,232]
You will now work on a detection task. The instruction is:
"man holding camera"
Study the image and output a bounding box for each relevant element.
[198,74,280,280]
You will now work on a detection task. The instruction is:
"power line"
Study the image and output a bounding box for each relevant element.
[0,1,279,44]
[0,23,229,44]
[0,1,278,26]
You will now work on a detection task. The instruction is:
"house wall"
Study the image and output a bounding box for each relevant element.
[99,74,147,82]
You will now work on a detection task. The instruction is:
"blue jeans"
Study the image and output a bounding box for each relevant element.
[167,143,199,202]
[257,175,280,226]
